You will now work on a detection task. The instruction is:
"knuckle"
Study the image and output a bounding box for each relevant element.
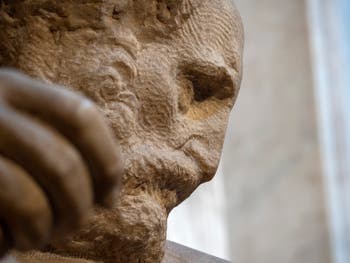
[57,148,86,179]
[52,151,92,228]
[74,97,101,130]
[54,147,92,202]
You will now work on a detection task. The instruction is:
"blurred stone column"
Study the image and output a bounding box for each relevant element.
[307,0,350,262]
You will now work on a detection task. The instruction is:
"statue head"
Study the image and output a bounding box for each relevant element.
[0,0,243,261]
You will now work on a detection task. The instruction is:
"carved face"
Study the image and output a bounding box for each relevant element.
[0,0,243,262]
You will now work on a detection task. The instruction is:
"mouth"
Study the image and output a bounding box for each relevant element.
[121,134,219,208]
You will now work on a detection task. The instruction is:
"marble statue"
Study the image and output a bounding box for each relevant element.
[0,0,243,262]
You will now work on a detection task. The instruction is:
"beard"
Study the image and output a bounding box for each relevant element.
[47,139,202,263]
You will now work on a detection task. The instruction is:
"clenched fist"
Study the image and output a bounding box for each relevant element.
[0,70,122,255]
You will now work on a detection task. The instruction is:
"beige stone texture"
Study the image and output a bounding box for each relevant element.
[0,0,243,262]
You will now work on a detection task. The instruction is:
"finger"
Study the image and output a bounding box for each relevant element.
[0,156,52,251]
[0,105,93,235]
[0,70,123,205]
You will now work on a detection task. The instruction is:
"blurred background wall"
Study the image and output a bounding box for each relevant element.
[222,0,331,261]
[167,0,349,262]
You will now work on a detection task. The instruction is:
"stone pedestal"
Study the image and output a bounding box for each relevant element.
[163,241,230,263]
[1,241,230,263]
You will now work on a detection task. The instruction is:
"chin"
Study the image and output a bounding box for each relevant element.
[50,192,167,263]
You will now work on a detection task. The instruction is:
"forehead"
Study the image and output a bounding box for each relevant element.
[4,0,243,67]
[8,0,242,44]
[137,0,243,42]
[172,0,243,71]
[132,0,243,72]
[192,0,243,46]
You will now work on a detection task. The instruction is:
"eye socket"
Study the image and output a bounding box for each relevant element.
[177,64,236,119]
[190,71,232,102]
[181,65,235,103]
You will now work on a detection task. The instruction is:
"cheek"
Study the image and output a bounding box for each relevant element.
[138,83,176,134]
[5,19,59,81]
[134,52,178,137]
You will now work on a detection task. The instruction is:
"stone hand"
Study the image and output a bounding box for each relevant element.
[0,70,122,255]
